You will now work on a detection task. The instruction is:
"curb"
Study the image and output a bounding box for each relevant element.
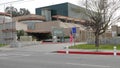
[57,50,120,56]
[41,42,81,44]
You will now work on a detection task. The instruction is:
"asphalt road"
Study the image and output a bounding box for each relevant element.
[0,43,119,68]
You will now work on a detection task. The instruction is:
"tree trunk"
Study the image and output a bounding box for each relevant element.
[95,34,100,52]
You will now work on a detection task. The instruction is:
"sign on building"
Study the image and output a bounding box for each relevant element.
[52,27,64,37]
[52,27,64,42]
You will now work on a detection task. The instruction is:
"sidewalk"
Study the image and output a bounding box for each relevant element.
[0,42,86,52]
[1,42,120,56]
[57,49,120,56]
[0,47,16,51]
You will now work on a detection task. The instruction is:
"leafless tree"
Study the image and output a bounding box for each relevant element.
[81,0,120,51]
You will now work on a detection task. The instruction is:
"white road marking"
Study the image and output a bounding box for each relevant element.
[0,54,31,57]
[67,63,111,68]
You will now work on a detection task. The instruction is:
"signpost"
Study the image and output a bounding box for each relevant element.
[71,27,76,46]
[72,27,76,34]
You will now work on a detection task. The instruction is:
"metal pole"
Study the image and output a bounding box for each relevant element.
[3,4,6,45]
[86,0,88,9]
[73,33,75,46]
[10,4,13,44]
[114,46,117,56]
[66,46,69,54]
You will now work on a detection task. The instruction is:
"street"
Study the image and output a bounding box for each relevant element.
[0,43,119,68]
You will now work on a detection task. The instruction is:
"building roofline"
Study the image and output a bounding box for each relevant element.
[36,2,68,9]
[52,15,86,23]
[0,12,11,17]
[13,14,46,22]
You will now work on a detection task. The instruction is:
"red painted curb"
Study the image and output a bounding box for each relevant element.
[57,51,120,56]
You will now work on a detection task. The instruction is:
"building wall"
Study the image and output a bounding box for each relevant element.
[35,21,88,42]
[36,2,68,19]
[0,13,12,23]
[35,21,60,32]
[117,27,120,35]
[111,25,118,31]
[68,3,88,20]
[13,14,45,22]
[13,14,45,30]
[16,22,27,31]
[0,22,17,44]
[20,20,43,30]
[111,25,119,36]
[36,2,89,21]
[0,22,28,44]
[41,9,52,21]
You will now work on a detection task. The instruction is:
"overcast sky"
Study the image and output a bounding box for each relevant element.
[0,0,120,25]
[0,0,80,14]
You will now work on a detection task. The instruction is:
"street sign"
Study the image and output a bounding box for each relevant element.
[52,27,64,42]
[52,27,64,37]
[72,27,76,34]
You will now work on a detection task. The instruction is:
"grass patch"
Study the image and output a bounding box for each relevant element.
[69,44,120,50]
[0,44,7,47]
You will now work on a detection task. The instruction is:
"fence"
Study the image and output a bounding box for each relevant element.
[87,37,120,45]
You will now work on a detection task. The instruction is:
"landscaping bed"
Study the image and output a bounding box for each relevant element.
[0,44,7,47]
[69,44,120,50]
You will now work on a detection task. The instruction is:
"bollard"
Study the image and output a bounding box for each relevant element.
[114,46,117,56]
[66,46,69,54]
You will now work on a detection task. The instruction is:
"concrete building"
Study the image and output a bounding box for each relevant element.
[36,2,88,21]
[0,12,13,44]
[12,13,86,42]
[33,21,86,42]
[0,2,114,44]
[35,2,113,42]
[13,14,45,30]
[0,12,12,23]
[35,2,96,42]
[0,12,27,44]
[0,22,27,44]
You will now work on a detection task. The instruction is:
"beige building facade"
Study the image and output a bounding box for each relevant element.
[0,22,27,44]
[12,14,113,42]
[0,12,28,44]
[0,12,113,44]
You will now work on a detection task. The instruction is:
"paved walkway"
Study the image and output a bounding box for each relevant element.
[0,42,72,52]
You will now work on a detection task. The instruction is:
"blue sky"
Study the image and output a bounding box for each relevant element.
[0,0,80,14]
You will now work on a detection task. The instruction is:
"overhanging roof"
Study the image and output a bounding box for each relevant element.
[13,14,46,22]
[52,15,86,22]
[0,12,11,17]
[26,30,50,33]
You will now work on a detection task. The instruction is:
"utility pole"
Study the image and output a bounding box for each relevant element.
[86,0,88,9]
